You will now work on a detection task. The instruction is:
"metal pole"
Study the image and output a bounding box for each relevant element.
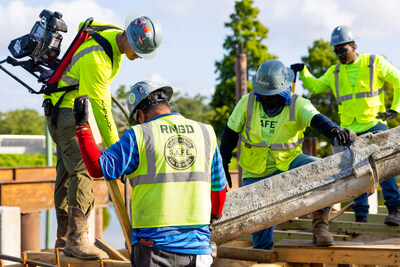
[235,43,247,187]
[45,122,53,249]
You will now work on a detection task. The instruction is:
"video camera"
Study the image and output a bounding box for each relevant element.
[0,9,69,94]
[8,9,67,69]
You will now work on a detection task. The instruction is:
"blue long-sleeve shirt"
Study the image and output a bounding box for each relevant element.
[99,113,226,254]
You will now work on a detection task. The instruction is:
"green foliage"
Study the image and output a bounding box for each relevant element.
[112,85,131,136]
[211,0,276,136]
[0,154,56,167]
[0,109,45,135]
[170,92,215,124]
[111,86,214,136]
[211,105,232,138]
[300,39,339,157]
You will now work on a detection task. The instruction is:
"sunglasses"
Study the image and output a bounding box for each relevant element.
[333,47,350,55]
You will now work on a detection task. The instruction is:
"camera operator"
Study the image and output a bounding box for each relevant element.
[43,13,163,260]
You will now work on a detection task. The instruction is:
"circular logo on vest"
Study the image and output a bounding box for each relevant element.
[164,136,196,170]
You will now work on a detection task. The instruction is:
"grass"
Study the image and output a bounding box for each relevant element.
[0,154,56,167]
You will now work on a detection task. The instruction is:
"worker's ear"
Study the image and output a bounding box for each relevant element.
[137,109,145,124]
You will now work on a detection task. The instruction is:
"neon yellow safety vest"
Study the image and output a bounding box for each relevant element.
[127,115,217,228]
[239,92,305,174]
[333,54,385,125]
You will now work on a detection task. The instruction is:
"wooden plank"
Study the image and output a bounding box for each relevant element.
[14,167,56,181]
[238,231,351,243]
[277,219,400,237]
[26,251,131,267]
[331,212,387,224]
[0,169,13,181]
[0,179,110,213]
[274,239,400,265]
[217,246,278,263]
[94,238,129,261]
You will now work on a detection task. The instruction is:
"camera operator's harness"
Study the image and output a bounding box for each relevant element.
[0,17,122,128]
[46,19,122,128]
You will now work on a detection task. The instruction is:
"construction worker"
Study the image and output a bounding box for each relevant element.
[295,25,400,225]
[220,59,354,249]
[43,14,163,259]
[73,81,227,266]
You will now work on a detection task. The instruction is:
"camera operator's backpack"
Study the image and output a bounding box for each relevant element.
[43,17,122,95]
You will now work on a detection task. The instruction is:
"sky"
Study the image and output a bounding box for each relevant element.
[1,0,400,114]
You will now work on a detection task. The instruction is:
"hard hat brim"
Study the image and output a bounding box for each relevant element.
[252,67,294,96]
[329,40,355,47]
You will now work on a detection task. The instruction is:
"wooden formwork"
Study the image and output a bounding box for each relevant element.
[212,207,400,267]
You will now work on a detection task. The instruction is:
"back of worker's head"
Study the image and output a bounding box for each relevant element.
[252,59,294,96]
[329,25,357,46]
[125,13,163,59]
[127,80,173,124]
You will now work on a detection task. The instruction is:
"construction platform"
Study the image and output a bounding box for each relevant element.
[1,206,399,267]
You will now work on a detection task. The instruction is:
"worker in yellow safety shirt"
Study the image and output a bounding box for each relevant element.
[73,81,227,267]
[293,25,400,226]
[42,13,163,259]
[220,59,354,249]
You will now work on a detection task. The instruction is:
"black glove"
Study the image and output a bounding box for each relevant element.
[376,110,398,121]
[290,63,305,72]
[330,127,353,146]
[73,95,90,126]
[223,162,232,188]
[209,214,221,232]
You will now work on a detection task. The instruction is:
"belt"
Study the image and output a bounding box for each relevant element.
[139,238,155,247]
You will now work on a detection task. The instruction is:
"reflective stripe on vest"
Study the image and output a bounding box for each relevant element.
[240,92,303,150]
[59,46,107,86]
[334,55,384,104]
[129,122,212,188]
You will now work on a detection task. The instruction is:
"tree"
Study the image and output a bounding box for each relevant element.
[111,86,214,136]
[0,109,45,135]
[112,85,131,136]
[299,39,339,157]
[169,92,214,124]
[211,0,276,135]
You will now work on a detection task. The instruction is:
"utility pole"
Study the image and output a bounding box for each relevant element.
[235,43,247,187]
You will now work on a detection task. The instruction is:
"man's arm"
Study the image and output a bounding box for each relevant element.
[377,56,400,113]
[299,65,333,94]
[219,125,239,188]
[79,62,119,148]
[76,126,104,178]
[211,146,227,217]
[74,95,140,180]
[310,113,354,146]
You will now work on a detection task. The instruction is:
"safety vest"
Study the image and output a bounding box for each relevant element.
[127,115,217,228]
[239,92,305,174]
[333,54,385,125]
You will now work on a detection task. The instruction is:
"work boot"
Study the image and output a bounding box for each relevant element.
[312,209,334,246]
[55,215,68,249]
[355,215,368,223]
[64,206,109,260]
[384,205,400,226]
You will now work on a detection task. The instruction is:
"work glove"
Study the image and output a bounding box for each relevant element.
[73,95,90,126]
[223,162,232,188]
[209,214,221,232]
[330,127,355,146]
[376,110,398,121]
[290,63,305,72]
